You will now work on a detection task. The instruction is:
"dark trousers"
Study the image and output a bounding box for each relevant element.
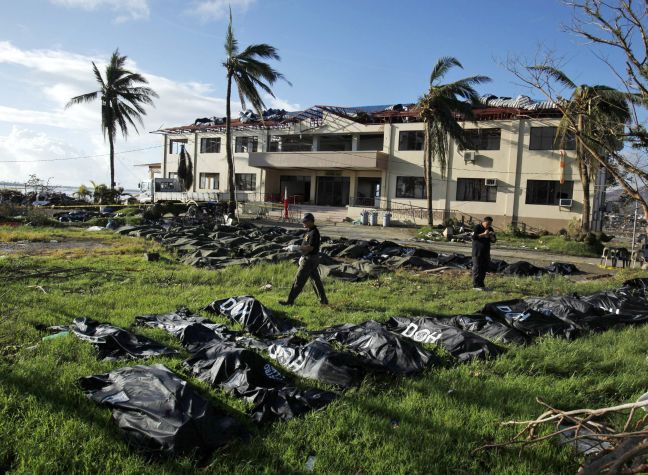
[472,255,489,288]
[287,255,328,303]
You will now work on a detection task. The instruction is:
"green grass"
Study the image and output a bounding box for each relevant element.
[1,227,647,474]
[418,226,602,257]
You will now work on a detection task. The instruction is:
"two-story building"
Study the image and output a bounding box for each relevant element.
[154,96,602,232]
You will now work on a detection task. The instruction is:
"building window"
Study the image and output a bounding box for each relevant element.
[200,138,221,153]
[169,139,187,154]
[398,131,424,151]
[268,135,313,152]
[199,173,219,190]
[456,178,497,202]
[463,128,501,150]
[525,180,574,205]
[235,136,258,153]
[319,134,352,151]
[395,176,426,199]
[358,134,384,151]
[235,173,256,191]
[529,127,576,150]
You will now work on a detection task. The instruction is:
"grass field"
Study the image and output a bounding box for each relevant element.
[1,225,647,474]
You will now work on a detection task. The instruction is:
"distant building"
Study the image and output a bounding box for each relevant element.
[154,96,600,232]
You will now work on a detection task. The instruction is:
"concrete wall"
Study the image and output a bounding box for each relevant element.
[159,113,588,232]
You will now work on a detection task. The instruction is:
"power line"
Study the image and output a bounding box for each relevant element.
[0,145,163,163]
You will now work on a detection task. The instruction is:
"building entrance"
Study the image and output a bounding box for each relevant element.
[316,176,350,206]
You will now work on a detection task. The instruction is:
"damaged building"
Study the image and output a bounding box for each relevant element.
[153,96,604,232]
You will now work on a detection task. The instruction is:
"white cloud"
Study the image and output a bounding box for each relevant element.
[188,0,256,21]
[49,0,150,22]
[0,126,106,186]
[0,41,297,187]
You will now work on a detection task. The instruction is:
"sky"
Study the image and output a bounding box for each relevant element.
[0,0,631,189]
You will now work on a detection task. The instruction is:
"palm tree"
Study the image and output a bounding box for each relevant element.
[66,49,158,190]
[223,11,290,214]
[529,66,634,232]
[418,57,490,225]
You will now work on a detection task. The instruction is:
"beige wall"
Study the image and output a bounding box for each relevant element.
[159,113,589,231]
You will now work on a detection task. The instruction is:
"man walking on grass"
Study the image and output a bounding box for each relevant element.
[472,216,496,291]
[280,213,329,306]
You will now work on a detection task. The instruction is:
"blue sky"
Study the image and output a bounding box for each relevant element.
[0,0,630,187]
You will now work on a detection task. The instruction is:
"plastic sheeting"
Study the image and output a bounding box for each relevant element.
[135,309,238,352]
[205,296,297,337]
[384,316,504,362]
[115,223,581,281]
[266,336,370,388]
[70,318,179,359]
[481,300,578,338]
[78,364,244,455]
[312,320,439,375]
[184,340,337,424]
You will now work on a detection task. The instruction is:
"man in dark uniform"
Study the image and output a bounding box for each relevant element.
[279,213,329,306]
[472,216,496,291]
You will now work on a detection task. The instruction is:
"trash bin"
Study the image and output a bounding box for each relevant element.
[369,211,378,226]
[360,210,368,226]
[383,212,392,227]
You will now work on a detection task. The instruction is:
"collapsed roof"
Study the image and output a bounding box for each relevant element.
[153,95,561,135]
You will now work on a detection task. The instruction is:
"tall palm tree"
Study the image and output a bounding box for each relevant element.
[418,57,490,225]
[66,49,158,190]
[529,66,634,232]
[223,11,289,214]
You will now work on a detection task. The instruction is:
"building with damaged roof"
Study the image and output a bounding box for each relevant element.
[153,96,605,232]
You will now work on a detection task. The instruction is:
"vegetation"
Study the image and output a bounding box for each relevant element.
[1,226,647,473]
[66,49,158,190]
[527,66,634,232]
[223,11,290,214]
[418,57,490,226]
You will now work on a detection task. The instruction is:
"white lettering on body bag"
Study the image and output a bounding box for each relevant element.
[401,322,443,344]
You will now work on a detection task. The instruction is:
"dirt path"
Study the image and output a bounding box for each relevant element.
[0,238,111,255]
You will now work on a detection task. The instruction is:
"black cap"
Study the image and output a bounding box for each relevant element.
[302,213,315,223]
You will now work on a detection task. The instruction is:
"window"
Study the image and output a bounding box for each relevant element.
[395,176,426,199]
[235,173,256,191]
[398,131,424,151]
[200,138,221,153]
[199,173,219,190]
[456,178,497,202]
[529,127,576,150]
[319,134,352,151]
[268,135,313,152]
[169,139,187,154]
[235,136,258,153]
[358,134,384,151]
[525,180,574,205]
[463,128,501,150]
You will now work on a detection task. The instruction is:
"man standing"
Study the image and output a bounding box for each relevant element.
[280,213,329,306]
[472,216,496,291]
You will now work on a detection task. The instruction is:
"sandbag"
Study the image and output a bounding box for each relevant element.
[384,316,504,362]
[78,364,244,455]
[70,317,178,359]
